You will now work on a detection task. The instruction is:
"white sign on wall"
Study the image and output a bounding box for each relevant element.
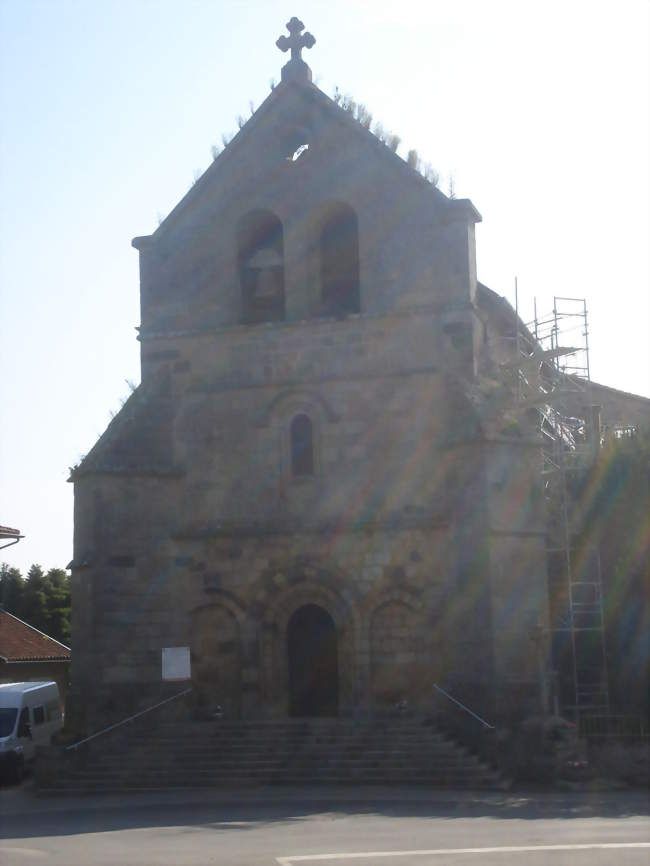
[162,646,191,681]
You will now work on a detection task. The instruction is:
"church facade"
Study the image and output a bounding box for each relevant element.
[69,21,551,732]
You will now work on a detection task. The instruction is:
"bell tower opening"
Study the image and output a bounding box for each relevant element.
[320,203,360,317]
[238,209,285,323]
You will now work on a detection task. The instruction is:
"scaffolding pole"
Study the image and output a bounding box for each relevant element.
[521,296,609,721]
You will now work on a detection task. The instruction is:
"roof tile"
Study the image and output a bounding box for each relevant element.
[0,610,70,662]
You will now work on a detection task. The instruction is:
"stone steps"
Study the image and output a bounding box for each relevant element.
[140,723,444,737]
[89,755,476,765]
[60,772,499,788]
[77,758,482,774]
[59,769,493,779]
[60,778,498,789]
[165,738,449,745]
[132,728,444,743]
[41,718,503,791]
[117,740,458,755]
[69,745,464,758]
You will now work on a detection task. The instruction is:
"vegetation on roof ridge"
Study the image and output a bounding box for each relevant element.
[200,84,455,197]
[331,87,446,190]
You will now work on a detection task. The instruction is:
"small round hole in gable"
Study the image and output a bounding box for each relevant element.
[288,143,309,162]
[282,126,312,163]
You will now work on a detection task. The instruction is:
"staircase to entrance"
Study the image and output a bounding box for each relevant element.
[39,718,504,791]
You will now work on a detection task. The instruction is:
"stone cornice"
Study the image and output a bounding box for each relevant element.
[137,301,478,343]
[70,465,183,482]
[191,364,443,396]
[488,528,547,538]
[441,435,541,450]
[173,514,450,541]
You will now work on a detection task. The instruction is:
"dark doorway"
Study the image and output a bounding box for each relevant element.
[287,604,339,717]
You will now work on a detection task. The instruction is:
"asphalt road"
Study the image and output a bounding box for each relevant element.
[1,782,649,866]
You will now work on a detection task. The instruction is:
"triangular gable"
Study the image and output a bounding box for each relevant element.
[136,79,479,247]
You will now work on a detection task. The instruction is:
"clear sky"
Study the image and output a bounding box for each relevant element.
[1,0,648,575]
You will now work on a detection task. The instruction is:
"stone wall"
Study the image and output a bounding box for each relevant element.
[70,357,546,732]
[73,519,467,728]
[69,77,549,734]
[136,84,479,337]
[72,499,545,731]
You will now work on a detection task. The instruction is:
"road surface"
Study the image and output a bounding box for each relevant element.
[1,782,648,865]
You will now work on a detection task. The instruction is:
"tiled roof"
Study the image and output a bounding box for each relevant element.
[0,610,70,662]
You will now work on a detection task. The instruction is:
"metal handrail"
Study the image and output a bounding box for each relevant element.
[432,683,495,730]
[66,687,192,751]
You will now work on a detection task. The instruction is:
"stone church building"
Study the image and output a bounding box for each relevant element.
[69,20,553,733]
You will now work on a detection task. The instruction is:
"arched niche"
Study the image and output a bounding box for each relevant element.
[237,209,285,323]
[319,202,360,317]
[370,599,426,712]
[191,603,242,718]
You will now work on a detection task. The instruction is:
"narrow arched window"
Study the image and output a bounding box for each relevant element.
[320,203,360,317]
[291,414,314,476]
[237,210,285,323]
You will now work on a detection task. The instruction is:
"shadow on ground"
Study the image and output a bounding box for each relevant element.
[1,782,649,840]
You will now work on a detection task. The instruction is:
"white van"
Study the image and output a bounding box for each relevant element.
[0,682,62,782]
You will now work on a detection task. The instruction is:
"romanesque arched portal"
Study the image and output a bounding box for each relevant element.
[287,604,339,717]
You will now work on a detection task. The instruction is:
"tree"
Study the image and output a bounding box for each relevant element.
[0,562,72,645]
[44,568,71,644]
[0,563,25,618]
[21,564,50,634]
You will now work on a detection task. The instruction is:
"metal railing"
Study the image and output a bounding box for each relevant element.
[432,683,499,771]
[432,683,495,729]
[579,714,646,739]
[66,687,192,751]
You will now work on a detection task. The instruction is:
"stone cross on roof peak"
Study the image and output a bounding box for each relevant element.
[276,17,316,84]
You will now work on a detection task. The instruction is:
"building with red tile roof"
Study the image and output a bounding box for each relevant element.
[0,610,70,704]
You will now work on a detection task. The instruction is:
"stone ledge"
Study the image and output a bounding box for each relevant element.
[173,515,450,541]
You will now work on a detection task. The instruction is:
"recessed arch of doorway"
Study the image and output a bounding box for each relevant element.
[189,596,246,719]
[260,581,360,718]
[368,592,429,714]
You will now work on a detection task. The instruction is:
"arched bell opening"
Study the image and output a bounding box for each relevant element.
[237,209,285,323]
[319,202,360,317]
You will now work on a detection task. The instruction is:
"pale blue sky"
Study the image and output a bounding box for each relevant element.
[1,0,648,574]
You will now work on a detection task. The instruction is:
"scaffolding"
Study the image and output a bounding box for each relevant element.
[517,295,610,721]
